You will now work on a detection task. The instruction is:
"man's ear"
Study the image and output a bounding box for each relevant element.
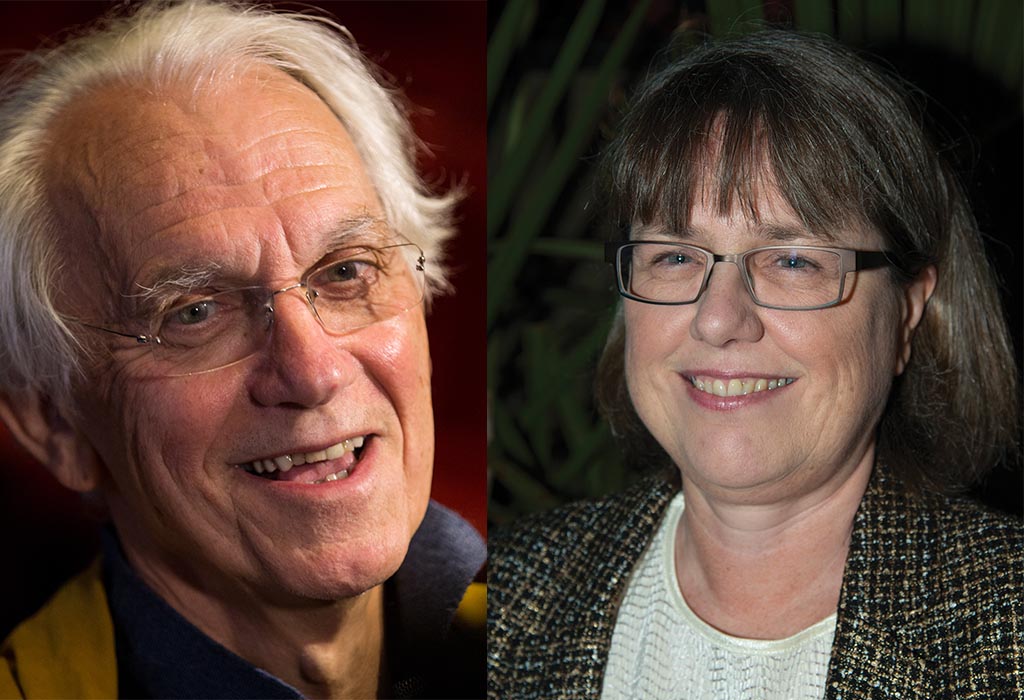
[896,264,938,376]
[0,389,102,493]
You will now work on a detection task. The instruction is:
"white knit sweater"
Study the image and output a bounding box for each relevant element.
[601,493,836,700]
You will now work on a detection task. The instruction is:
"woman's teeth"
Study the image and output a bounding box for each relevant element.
[690,376,795,397]
[240,436,365,477]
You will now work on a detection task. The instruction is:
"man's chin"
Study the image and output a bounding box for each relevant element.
[264,537,411,604]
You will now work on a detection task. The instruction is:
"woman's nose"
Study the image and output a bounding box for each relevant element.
[246,288,355,408]
[689,261,765,347]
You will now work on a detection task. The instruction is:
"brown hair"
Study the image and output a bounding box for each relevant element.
[595,31,1019,494]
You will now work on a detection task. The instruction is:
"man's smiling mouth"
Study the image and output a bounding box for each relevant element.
[236,436,367,483]
[689,376,796,396]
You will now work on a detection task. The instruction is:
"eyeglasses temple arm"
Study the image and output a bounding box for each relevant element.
[79,322,159,345]
[604,241,625,264]
[855,250,898,271]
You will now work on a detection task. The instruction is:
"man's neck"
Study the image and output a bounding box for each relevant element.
[281,588,386,699]
[674,452,873,640]
[124,548,388,699]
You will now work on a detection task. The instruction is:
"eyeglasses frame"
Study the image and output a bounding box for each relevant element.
[76,240,426,374]
[605,240,896,311]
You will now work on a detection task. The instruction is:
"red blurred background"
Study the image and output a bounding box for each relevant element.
[0,0,486,636]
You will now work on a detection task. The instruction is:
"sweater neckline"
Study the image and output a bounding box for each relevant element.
[660,493,838,654]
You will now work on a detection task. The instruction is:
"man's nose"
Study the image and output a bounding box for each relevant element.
[246,287,355,408]
[688,261,765,347]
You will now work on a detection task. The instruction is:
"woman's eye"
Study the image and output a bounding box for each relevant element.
[652,251,693,266]
[775,254,817,270]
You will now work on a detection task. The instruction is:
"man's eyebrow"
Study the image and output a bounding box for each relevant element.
[323,216,391,249]
[127,263,227,313]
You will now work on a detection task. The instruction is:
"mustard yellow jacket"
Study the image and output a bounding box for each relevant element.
[1,560,115,698]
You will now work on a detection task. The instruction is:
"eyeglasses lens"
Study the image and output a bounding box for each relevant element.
[148,243,425,376]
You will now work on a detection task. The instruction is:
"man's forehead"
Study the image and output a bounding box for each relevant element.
[47,69,349,212]
[42,67,385,312]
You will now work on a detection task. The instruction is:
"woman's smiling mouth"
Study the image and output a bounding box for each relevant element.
[688,375,796,397]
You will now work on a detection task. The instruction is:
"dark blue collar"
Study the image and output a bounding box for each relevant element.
[102,500,485,698]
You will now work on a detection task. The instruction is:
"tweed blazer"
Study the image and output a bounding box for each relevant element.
[488,466,1024,699]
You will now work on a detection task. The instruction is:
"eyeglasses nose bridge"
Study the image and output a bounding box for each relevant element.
[702,252,754,301]
[264,281,326,326]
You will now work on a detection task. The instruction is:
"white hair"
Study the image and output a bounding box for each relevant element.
[0,0,457,400]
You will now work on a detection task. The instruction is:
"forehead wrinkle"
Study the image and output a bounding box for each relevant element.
[127,211,256,286]
[44,138,135,321]
[121,129,369,227]
[282,214,388,273]
[63,97,350,228]
[122,164,351,232]
[118,141,341,224]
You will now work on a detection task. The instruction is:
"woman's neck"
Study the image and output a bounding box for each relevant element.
[674,452,873,639]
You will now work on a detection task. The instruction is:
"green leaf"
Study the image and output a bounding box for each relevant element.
[492,401,534,466]
[488,0,607,238]
[487,0,539,111]
[488,0,654,330]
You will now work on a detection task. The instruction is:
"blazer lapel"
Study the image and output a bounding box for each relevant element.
[826,465,948,699]
[827,614,945,699]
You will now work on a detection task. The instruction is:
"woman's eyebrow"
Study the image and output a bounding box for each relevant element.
[756,223,838,243]
[631,224,696,240]
[632,221,839,245]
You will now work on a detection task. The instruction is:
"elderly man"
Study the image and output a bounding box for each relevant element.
[0,2,484,698]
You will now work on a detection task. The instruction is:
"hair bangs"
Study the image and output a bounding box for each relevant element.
[608,46,881,242]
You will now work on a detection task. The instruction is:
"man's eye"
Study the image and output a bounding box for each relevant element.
[319,257,382,289]
[169,300,217,326]
[325,260,368,282]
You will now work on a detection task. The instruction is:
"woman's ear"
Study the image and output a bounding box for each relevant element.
[0,389,102,493]
[895,265,938,376]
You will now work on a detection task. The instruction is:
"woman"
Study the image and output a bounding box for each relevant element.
[488,31,1022,699]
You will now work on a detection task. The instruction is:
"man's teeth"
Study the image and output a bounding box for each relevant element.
[690,376,795,397]
[314,469,350,484]
[241,436,365,475]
